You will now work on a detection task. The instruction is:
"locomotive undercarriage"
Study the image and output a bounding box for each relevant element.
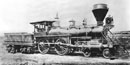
[35,30,129,59]
[35,35,111,58]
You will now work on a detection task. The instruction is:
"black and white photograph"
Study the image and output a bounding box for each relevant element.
[0,0,130,65]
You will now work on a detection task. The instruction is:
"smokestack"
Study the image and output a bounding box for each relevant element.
[92,4,108,26]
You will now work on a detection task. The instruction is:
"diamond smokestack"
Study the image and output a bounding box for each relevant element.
[92,4,108,26]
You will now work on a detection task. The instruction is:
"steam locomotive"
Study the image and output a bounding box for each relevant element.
[4,4,129,59]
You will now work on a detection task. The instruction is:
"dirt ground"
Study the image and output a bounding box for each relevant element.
[0,53,130,65]
[0,37,130,65]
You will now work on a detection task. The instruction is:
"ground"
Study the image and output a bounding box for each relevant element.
[0,37,130,65]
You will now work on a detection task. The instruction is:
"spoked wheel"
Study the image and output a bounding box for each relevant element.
[82,48,91,57]
[10,47,16,54]
[55,38,69,55]
[20,47,26,53]
[27,47,32,54]
[103,48,111,58]
[6,45,12,53]
[68,48,76,54]
[123,49,129,57]
[38,39,50,54]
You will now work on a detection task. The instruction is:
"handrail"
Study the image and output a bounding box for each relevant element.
[108,30,129,57]
[108,30,122,45]
[101,30,115,44]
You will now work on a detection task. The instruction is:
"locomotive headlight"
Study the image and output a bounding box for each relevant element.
[105,15,113,25]
[106,19,111,24]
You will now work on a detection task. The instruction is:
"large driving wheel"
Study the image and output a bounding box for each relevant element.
[103,48,111,58]
[82,48,91,57]
[55,38,69,55]
[20,47,26,53]
[38,39,49,54]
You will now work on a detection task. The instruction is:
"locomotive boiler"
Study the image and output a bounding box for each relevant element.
[4,3,129,59]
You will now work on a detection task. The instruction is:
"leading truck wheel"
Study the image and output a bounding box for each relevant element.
[103,48,111,58]
[38,39,49,54]
[82,49,91,57]
[55,38,69,55]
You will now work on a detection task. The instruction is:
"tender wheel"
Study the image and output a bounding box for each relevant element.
[82,48,91,57]
[103,48,111,58]
[20,47,26,53]
[10,46,16,54]
[55,38,69,55]
[27,47,32,54]
[38,39,49,54]
[6,45,12,53]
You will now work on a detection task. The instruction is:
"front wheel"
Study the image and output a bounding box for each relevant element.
[82,48,91,57]
[103,48,111,58]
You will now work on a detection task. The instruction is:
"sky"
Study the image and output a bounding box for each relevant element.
[0,0,130,34]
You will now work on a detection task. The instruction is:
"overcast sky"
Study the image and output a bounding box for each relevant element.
[0,0,130,34]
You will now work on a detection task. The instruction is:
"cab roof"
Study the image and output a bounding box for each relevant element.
[30,21,55,25]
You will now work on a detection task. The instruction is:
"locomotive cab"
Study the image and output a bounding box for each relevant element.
[30,21,55,36]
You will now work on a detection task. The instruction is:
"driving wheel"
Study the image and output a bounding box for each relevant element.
[38,39,49,54]
[55,38,69,55]
[82,48,91,57]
